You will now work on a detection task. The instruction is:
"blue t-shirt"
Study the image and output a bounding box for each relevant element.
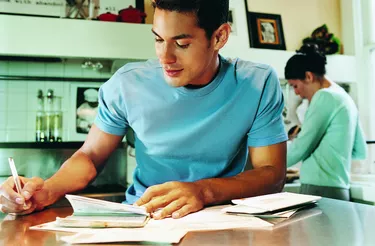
[95,56,287,204]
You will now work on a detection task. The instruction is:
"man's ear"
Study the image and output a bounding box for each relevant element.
[212,23,231,50]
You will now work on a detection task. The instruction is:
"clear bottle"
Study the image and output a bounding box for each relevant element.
[44,89,55,142]
[35,89,45,142]
[53,96,63,142]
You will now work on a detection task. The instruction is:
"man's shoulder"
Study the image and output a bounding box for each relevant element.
[116,59,161,75]
[233,58,271,72]
[103,59,161,89]
[223,57,277,85]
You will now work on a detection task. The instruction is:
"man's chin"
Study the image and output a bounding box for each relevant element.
[164,77,187,88]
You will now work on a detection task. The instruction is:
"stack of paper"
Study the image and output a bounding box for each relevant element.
[30,192,323,244]
[55,194,149,228]
[222,192,321,219]
[65,194,147,215]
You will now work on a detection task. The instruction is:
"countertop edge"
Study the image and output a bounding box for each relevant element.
[0,142,127,149]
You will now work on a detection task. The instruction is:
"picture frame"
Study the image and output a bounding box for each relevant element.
[68,83,102,141]
[245,11,286,50]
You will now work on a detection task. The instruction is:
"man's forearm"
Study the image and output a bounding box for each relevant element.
[43,150,98,205]
[195,166,285,205]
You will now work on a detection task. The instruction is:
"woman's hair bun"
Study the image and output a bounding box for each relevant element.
[297,43,327,65]
[285,43,327,79]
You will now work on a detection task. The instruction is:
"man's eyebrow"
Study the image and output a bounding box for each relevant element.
[151,29,193,40]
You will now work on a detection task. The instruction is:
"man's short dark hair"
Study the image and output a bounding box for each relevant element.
[152,0,229,39]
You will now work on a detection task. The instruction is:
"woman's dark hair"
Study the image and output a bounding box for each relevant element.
[152,0,229,40]
[284,44,327,80]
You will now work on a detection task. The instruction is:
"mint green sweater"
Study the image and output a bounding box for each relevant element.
[287,84,367,189]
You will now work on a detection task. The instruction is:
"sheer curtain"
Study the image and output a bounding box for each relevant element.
[364,0,375,174]
[351,0,375,175]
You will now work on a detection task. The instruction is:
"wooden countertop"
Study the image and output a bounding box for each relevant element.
[1,198,374,245]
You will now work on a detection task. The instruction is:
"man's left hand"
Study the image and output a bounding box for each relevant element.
[134,181,206,220]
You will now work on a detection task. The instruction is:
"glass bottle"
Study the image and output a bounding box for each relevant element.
[44,89,55,142]
[53,96,63,142]
[35,89,45,142]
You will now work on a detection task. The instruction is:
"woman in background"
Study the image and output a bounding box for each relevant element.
[285,44,367,200]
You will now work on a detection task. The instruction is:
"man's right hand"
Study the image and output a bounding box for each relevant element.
[0,176,50,215]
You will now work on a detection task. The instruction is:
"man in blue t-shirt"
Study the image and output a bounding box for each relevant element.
[0,0,287,219]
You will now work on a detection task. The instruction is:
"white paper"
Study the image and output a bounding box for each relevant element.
[222,204,266,214]
[31,222,187,244]
[31,205,285,244]
[59,228,187,244]
[271,208,299,218]
[55,214,148,228]
[223,204,301,218]
[30,221,94,233]
[65,194,147,215]
[31,205,273,233]
[146,205,273,231]
[231,192,321,213]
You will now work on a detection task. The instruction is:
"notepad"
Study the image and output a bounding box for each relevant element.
[56,194,150,228]
[222,192,321,216]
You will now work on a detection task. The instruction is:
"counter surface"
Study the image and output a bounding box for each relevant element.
[0,142,126,149]
[0,198,374,245]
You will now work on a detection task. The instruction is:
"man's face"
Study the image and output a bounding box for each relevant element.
[152,8,217,87]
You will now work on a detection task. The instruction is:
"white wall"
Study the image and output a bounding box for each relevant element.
[145,0,344,53]
[246,0,343,52]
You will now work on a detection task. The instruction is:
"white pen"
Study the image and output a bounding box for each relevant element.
[8,157,27,208]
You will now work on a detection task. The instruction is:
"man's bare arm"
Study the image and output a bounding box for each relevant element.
[136,141,286,219]
[0,124,124,215]
[43,124,124,204]
[197,141,287,204]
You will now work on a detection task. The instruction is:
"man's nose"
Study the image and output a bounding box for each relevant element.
[158,44,176,64]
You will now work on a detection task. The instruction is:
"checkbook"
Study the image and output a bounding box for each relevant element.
[56,194,150,228]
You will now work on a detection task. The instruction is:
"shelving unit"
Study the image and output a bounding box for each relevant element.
[0,14,156,60]
[0,13,357,83]
[221,44,357,83]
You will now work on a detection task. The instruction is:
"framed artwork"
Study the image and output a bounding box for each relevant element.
[68,83,102,141]
[246,11,286,50]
